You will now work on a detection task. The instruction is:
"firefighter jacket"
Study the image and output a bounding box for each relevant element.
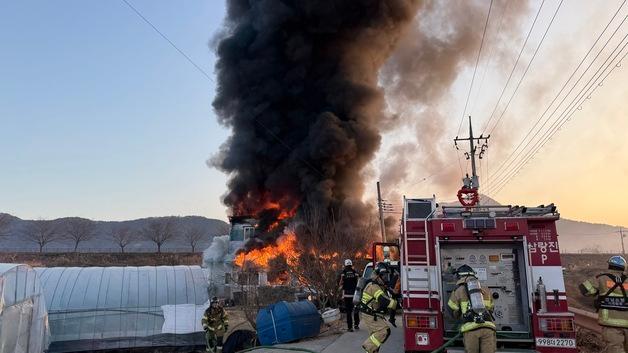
[360,280,397,316]
[339,266,359,298]
[580,271,628,328]
[447,276,496,333]
[202,306,229,333]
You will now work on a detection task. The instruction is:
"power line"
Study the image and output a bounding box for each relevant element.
[456,0,495,136]
[486,3,627,190]
[486,0,565,135]
[120,0,213,82]
[491,40,628,195]
[469,0,513,119]
[491,35,628,194]
[481,0,547,134]
[120,0,326,179]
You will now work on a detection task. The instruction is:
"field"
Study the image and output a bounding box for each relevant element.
[0,252,203,267]
[561,253,612,311]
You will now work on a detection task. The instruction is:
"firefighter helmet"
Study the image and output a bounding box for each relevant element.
[608,255,627,271]
[344,259,353,266]
[373,262,389,277]
[210,296,219,305]
[456,264,476,278]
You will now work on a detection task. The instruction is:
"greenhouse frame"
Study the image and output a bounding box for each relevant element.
[0,263,49,353]
[35,266,209,352]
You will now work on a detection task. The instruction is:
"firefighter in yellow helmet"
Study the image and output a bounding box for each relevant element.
[447,264,496,353]
[359,262,397,353]
[579,255,628,353]
[202,297,229,353]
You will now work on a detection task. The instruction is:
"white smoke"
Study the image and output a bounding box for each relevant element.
[201,235,245,298]
[202,235,233,265]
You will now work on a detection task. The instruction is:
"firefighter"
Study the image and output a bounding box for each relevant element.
[383,258,401,327]
[579,255,628,353]
[202,297,229,353]
[338,258,360,331]
[359,262,397,353]
[447,264,496,353]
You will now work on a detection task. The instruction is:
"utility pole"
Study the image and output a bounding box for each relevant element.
[377,181,386,242]
[454,116,490,191]
[620,227,625,257]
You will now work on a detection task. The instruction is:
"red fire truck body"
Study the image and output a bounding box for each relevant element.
[400,197,577,353]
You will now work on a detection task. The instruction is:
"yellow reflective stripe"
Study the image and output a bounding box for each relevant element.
[600,309,628,327]
[484,300,493,310]
[373,289,385,299]
[460,321,496,333]
[387,299,397,309]
[460,300,470,313]
[447,299,459,311]
[361,292,373,305]
[582,280,597,295]
[369,334,382,347]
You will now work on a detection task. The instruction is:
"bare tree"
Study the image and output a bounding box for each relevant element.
[288,206,374,309]
[111,226,135,253]
[64,218,97,252]
[183,226,205,252]
[0,213,13,238]
[142,217,177,253]
[22,219,62,253]
[215,222,231,236]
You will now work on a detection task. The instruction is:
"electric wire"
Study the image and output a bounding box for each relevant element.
[492,47,628,195]
[486,0,565,135]
[481,0,547,133]
[491,36,628,194]
[457,0,495,136]
[469,0,513,119]
[120,0,326,179]
[455,0,495,179]
[491,40,628,195]
[120,0,213,81]
[486,3,627,190]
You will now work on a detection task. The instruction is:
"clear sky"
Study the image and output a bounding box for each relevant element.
[1,1,627,227]
[0,0,229,221]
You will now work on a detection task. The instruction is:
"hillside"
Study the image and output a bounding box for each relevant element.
[0,213,229,253]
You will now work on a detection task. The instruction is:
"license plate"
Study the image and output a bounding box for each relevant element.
[535,337,576,348]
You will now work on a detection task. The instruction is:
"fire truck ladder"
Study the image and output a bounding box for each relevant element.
[403,201,437,310]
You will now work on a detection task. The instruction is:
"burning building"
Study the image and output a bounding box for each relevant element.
[203,216,300,303]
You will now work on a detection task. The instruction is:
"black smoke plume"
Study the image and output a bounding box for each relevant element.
[211,0,421,236]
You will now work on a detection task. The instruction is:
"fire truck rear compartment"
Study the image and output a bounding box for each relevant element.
[440,242,532,341]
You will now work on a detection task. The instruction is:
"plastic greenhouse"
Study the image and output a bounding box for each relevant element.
[0,263,49,353]
[35,266,209,352]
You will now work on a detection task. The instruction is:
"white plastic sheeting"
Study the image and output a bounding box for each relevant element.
[35,266,209,352]
[0,263,49,353]
[161,303,209,334]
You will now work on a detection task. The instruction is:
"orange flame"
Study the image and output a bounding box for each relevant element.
[234,232,298,268]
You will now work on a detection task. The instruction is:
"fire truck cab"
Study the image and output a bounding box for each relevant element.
[401,197,576,353]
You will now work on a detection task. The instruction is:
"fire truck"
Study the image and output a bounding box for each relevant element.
[400,198,576,352]
[399,119,577,352]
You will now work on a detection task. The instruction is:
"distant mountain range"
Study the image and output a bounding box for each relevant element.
[1,196,621,254]
[0,214,229,253]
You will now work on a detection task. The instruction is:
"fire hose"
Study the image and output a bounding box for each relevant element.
[236,346,318,353]
[430,331,462,353]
